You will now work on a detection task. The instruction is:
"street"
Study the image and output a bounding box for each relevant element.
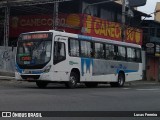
[0,80,160,120]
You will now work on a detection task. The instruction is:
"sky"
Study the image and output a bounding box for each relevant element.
[138,0,160,19]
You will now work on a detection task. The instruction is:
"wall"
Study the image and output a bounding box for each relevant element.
[146,57,159,81]
[0,46,16,75]
[155,2,160,22]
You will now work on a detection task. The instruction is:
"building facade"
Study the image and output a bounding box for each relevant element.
[0,0,148,74]
[155,2,160,22]
[142,20,160,81]
[0,0,148,46]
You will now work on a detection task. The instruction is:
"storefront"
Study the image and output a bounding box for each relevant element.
[145,42,160,81]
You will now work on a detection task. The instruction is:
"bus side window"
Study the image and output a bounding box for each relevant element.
[117,46,126,61]
[95,42,104,59]
[105,44,116,60]
[127,47,136,62]
[80,40,93,58]
[136,49,142,62]
[54,42,66,64]
[69,38,80,57]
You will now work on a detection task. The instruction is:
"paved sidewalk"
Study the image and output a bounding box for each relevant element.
[0,71,15,80]
[0,75,159,87]
[0,75,15,80]
[125,80,160,86]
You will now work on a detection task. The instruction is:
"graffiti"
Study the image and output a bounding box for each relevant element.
[2,51,10,61]
[0,47,16,72]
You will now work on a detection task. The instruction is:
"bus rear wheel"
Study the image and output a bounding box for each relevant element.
[110,73,125,87]
[36,81,48,88]
[65,72,78,88]
[85,82,98,88]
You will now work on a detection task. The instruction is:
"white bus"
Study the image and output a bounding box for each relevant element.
[15,30,142,88]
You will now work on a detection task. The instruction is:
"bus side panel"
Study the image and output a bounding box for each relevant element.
[87,59,141,82]
[91,59,112,82]
[125,62,142,82]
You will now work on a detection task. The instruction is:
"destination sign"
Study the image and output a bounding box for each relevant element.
[21,33,52,40]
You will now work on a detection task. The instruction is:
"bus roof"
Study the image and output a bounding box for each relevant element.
[52,30,141,49]
[20,30,141,48]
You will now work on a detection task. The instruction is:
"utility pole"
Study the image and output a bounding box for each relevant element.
[53,2,59,30]
[4,0,10,47]
[121,0,126,42]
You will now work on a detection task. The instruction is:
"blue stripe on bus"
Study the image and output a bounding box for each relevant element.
[15,64,23,74]
[116,69,138,74]
[124,70,138,73]
[78,35,92,41]
[15,64,43,74]
[81,58,93,76]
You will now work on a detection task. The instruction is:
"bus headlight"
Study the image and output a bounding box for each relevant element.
[43,65,51,73]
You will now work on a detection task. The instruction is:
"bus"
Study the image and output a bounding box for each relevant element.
[15,30,142,88]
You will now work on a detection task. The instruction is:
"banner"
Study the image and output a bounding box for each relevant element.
[10,14,81,37]
[83,15,142,45]
[10,14,142,45]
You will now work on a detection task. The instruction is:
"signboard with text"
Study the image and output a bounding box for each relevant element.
[83,15,142,45]
[145,42,160,57]
[10,13,143,45]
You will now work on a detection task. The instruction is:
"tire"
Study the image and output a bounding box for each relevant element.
[110,73,125,87]
[65,72,78,88]
[36,81,48,88]
[85,82,98,88]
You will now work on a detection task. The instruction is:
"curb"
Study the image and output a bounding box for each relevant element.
[125,80,160,86]
[0,71,15,77]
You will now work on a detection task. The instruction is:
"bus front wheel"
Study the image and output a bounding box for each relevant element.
[65,72,78,88]
[36,81,48,88]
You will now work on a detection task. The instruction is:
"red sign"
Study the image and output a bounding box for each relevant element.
[10,14,143,45]
[83,15,142,45]
[21,56,31,61]
[10,14,81,37]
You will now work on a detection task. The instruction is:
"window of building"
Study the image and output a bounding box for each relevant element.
[59,1,80,13]
[100,8,114,21]
[80,41,93,58]
[150,28,155,36]
[95,42,104,59]
[69,39,79,57]
[82,2,98,16]
[156,28,160,38]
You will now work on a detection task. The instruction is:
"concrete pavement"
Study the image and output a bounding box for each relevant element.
[0,71,159,86]
[0,71,15,80]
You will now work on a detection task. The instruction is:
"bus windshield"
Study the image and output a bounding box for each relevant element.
[16,33,52,69]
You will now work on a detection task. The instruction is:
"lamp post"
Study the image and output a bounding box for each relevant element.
[81,0,118,34]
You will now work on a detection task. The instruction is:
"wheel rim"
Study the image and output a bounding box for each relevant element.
[70,76,76,86]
